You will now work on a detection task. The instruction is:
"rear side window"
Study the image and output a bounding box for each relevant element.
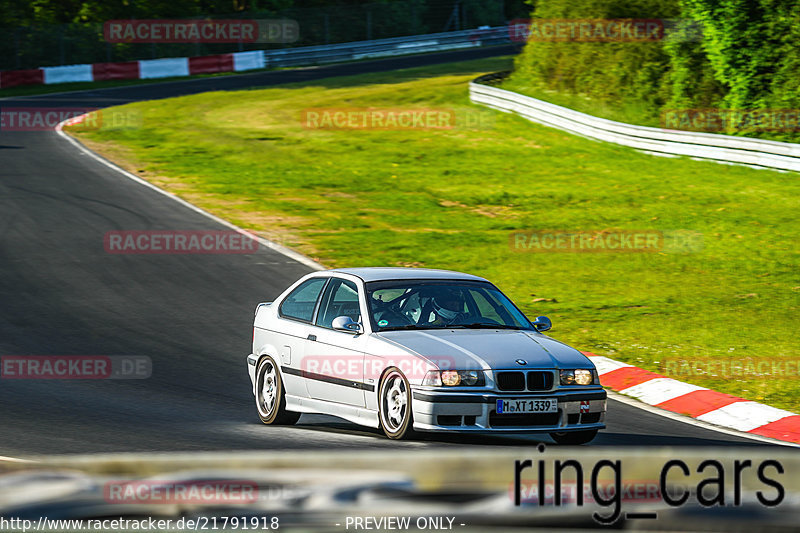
[316,278,360,329]
[279,278,327,322]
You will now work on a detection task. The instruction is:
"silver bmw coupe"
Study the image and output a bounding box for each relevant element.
[246,268,606,443]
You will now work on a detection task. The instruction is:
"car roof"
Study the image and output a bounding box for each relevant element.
[324,267,489,283]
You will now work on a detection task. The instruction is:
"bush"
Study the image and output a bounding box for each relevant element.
[508,0,800,142]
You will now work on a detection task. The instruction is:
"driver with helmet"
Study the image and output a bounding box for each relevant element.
[428,286,467,326]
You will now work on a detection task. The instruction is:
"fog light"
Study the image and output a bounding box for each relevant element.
[441,370,461,386]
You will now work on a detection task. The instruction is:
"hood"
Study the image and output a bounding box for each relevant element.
[376,329,593,371]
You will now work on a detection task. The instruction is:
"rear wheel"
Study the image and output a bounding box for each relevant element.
[549,429,598,445]
[255,355,300,425]
[378,367,414,439]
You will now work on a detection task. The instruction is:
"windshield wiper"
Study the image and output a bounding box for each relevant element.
[380,323,526,331]
[450,323,525,330]
[379,324,424,331]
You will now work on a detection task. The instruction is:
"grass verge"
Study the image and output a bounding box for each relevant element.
[68,56,800,411]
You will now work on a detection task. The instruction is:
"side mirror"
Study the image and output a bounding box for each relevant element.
[332,316,363,334]
[531,315,552,332]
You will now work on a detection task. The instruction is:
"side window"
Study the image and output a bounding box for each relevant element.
[470,289,503,323]
[279,278,327,323]
[317,279,361,329]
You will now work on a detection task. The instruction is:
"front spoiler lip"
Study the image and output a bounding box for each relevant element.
[412,388,607,403]
[412,422,606,433]
[411,388,606,434]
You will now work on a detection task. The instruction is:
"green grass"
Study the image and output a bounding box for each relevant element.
[69,56,800,412]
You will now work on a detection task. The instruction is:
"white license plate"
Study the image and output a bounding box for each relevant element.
[496,398,557,414]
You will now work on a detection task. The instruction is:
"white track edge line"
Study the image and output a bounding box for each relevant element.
[0,455,35,463]
[55,118,323,272]
[606,390,799,447]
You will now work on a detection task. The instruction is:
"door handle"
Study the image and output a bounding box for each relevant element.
[307,334,317,341]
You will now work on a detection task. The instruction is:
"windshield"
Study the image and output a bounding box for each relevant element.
[365,280,533,331]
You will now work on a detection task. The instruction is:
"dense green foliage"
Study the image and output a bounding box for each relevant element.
[0,0,529,70]
[0,0,531,26]
[509,0,800,141]
[682,0,800,110]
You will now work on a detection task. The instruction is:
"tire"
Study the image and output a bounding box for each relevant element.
[549,429,598,445]
[378,367,414,439]
[255,355,300,425]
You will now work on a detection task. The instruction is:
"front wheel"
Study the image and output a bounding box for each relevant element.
[378,367,414,439]
[549,429,598,445]
[255,356,300,425]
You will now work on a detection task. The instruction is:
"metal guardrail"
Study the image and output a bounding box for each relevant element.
[264,26,511,68]
[0,26,514,88]
[470,72,800,173]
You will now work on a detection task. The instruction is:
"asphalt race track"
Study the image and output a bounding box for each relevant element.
[0,45,778,455]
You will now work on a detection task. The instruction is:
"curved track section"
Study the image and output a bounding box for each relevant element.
[0,46,776,455]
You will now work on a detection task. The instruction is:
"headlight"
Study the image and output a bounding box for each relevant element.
[560,369,594,386]
[423,370,485,387]
[441,370,461,386]
[461,370,480,386]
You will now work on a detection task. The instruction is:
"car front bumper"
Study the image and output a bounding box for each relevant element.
[410,388,606,433]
